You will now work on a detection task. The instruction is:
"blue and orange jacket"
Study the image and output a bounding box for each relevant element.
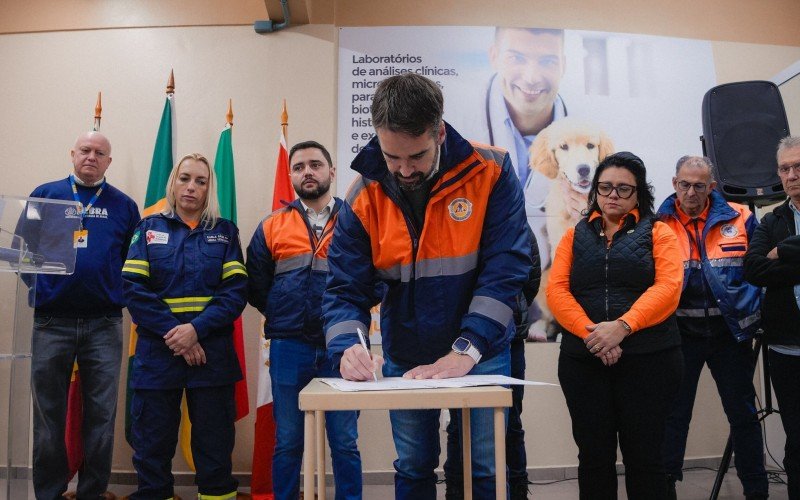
[122,212,248,389]
[322,122,531,367]
[246,198,343,346]
[657,190,761,341]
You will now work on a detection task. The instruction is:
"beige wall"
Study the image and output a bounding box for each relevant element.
[1,0,799,480]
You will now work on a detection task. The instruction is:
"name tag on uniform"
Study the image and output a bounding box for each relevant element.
[73,229,88,248]
[205,233,230,244]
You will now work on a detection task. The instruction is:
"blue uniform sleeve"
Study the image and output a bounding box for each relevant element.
[322,200,375,366]
[122,219,181,336]
[190,224,248,340]
[121,199,141,265]
[245,221,275,314]
[460,152,531,355]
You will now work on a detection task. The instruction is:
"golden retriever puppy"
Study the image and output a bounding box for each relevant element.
[528,118,615,336]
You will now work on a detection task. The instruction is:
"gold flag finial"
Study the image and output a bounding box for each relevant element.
[281,99,288,140]
[166,69,175,94]
[93,92,102,131]
[226,99,233,126]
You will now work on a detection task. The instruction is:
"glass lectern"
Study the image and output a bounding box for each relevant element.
[0,194,80,499]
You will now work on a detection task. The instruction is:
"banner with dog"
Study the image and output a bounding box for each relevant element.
[337,26,716,341]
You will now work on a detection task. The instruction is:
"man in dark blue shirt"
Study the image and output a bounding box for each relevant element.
[23,132,139,500]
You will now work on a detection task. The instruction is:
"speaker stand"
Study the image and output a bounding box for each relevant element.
[709,337,777,500]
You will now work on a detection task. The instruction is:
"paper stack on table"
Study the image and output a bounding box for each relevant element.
[318,375,558,392]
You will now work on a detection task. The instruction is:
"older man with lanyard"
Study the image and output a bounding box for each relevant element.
[657,155,767,500]
[23,131,139,500]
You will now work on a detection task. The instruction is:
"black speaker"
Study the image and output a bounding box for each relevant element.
[701,80,790,206]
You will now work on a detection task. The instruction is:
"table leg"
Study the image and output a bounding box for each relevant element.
[462,408,472,500]
[303,411,316,499]
[494,407,506,500]
[316,410,326,500]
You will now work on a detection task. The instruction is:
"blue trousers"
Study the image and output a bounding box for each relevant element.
[444,338,527,492]
[663,333,767,496]
[129,385,237,499]
[384,348,510,500]
[269,338,362,500]
[31,315,122,500]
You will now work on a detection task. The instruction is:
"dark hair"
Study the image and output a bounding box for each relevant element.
[586,151,655,218]
[288,140,333,168]
[371,73,444,137]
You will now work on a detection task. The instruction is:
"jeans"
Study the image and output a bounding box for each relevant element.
[31,315,123,500]
[769,349,800,500]
[663,333,767,496]
[130,385,238,499]
[444,339,528,496]
[384,348,510,500]
[558,347,683,500]
[269,338,362,500]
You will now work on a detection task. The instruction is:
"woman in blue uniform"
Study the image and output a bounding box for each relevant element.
[122,153,248,500]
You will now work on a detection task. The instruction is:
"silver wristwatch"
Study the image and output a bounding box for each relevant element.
[451,336,482,363]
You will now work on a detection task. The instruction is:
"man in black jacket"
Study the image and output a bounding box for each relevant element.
[744,135,800,500]
[444,226,541,500]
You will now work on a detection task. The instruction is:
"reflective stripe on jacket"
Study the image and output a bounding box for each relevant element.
[322,122,531,366]
[122,213,247,389]
[657,190,761,341]
[246,198,342,346]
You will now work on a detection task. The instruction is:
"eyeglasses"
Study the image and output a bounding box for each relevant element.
[597,182,636,199]
[676,181,708,193]
[778,163,800,176]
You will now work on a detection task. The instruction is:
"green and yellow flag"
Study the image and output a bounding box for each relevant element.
[125,78,175,445]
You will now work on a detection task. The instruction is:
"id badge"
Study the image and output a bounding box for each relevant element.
[73,229,88,248]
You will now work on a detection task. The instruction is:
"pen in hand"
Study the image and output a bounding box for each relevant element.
[356,327,379,382]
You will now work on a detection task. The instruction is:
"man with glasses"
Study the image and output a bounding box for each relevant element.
[745,136,800,499]
[657,156,768,500]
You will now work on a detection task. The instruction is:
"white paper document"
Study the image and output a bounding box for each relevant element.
[318,375,558,392]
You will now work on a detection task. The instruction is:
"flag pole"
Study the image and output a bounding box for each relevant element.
[93,92,102,131]
[281,99,288,142]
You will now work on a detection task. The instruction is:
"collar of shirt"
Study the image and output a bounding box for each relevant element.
[72,174,106,187]
[300,197,335,217]
[300,197,335,235]
[488,74,565,186]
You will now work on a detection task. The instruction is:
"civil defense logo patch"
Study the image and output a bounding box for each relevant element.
[720,224,739,238]
[448,198,472,222]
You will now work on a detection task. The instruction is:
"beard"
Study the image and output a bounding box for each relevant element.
[294,179,331,200]
[395,146,440,192]
[394,172,425,191]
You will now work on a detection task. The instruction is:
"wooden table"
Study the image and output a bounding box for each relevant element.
[298,379,512,500]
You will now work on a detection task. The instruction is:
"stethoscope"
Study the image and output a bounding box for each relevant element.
[483,73,568,209]
[484,73,568,147]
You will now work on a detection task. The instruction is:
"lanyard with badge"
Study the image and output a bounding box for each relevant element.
[70,174,105,249]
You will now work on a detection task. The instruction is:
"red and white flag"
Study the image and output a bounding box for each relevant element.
[251,122,295,499]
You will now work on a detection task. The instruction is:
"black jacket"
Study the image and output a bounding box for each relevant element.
[743,199,800,345]
[513,226,542,341]
[562,214,679,356]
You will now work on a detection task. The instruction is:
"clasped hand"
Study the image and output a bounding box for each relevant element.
[165,323,206,366]
[584,320,627,366]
